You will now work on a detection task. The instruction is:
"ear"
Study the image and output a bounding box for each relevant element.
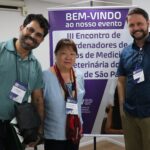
[147,19,150,28]
[20,25,24,31]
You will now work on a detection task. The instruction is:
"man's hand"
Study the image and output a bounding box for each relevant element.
[27,133,43,147]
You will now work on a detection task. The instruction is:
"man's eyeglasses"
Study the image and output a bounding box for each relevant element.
[26,27,44,39]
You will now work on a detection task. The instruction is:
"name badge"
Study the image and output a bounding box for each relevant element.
[9,81,27,103]
[66,98,78,115]
[133,68,145,84]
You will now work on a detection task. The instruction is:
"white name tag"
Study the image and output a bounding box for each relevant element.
[9,81,27,103]
[133,68,145,84]
[66,98,78,115]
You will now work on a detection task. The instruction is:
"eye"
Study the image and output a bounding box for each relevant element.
[71,53,76,56]
[62,51,66,54]
[137,22,143,26]
[129,23,134,28]
[26,27,35,33]
[35,33,43,38]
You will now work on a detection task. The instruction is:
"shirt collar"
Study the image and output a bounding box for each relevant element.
[132,33,150,50]
[5,38,36,61]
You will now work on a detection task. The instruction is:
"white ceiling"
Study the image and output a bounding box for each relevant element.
[41,0,81,4]
[40,0,132,5]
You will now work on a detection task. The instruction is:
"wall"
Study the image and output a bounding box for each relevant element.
[0,0,53,70]
[132,0,150,15]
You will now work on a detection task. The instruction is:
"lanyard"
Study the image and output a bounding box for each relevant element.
[15,52,30,89]
[131,48,144,70]
[135,48,144,69]
[54,64,77,101]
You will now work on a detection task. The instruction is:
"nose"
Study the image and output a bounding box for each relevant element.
[66,54,71,59]
[30,32,37,39]
[133,24,141,32]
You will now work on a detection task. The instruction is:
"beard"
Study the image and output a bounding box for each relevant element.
[19,35,40,51]
[131,29,148,40]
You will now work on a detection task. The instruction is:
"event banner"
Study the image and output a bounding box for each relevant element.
[48,7,132,134]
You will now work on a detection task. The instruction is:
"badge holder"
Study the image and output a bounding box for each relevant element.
[133,68,145,84]
[66,97,78,115]
[9,81,27,103]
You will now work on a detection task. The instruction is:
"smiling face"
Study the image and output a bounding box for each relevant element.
[127,14,149,41]
[55,46,77,71]
[19,20,44,51]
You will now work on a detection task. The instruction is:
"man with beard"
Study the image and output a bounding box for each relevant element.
[117,8,150,150]
[0,14,49,149]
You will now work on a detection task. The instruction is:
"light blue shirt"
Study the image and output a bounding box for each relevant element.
[43,69,85,140]
[0,38,43,120]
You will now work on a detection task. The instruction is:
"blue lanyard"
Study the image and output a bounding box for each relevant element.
[135,48,143,69]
